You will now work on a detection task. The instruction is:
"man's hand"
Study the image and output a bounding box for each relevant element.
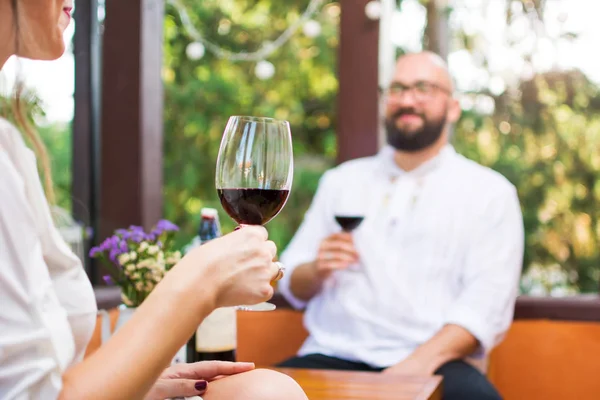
[382,324,479,377]
[289,232,360,302]
[382,354,436,376]
[143,361,255,400]
[314,232,359,278]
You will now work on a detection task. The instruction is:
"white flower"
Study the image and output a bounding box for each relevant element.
[144,262,156,271]
[144,272,153,280]
[154,259,166,271]
[129,251,138,261]
[166,256,180,265]
[135,282,144,291]
[148,245,159,255]
[118,253,130,265]
[170,251,182,262]
[139,241,149,252]
[145,281,155,291]
[137,259,151,269]
[126,264,136,273]
[157,251,165,261]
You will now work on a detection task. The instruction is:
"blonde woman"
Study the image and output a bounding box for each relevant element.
[0,1,306,399]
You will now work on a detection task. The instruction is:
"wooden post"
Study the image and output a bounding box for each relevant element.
[99,0,164,239]
[424,0,450,60]
[337,0,380,164]
[73,0,101,278]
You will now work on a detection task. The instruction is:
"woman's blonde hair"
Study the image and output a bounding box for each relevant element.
[4,0,56,204]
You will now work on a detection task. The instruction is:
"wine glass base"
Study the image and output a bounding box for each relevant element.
[235,302,276,311]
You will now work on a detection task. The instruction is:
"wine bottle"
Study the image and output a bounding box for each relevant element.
[186,208,237,362]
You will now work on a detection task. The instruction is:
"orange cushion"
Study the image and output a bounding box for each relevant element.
[85,309,120,358]
[489,320,600,400]
[236,309,308,366]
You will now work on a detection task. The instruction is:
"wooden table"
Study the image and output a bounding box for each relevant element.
[273,368,442,400]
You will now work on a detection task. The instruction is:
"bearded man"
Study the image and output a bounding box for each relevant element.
[277,52,524,400]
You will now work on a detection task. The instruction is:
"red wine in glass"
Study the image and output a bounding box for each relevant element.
[335,215,363,273]
[335,216,364,232]
[216,116,293,312]
[217,188,290,226]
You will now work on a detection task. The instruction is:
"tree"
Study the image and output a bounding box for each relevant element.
[447,0,600,292]
[162,0,340,249]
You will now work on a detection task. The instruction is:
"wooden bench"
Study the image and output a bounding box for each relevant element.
[88,298,600,400]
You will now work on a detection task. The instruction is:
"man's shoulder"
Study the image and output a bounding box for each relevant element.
[325,154,381,178]
[451,152,517,196]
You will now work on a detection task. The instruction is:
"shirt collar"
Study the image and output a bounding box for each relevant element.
[377,144,455,179]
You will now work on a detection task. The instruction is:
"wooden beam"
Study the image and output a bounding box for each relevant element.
[268,292,600,322]
[514,295,600,322]
[424,0,450,60]
[337,0,380,164]
[99,0,164,239]
[73,0,101,278]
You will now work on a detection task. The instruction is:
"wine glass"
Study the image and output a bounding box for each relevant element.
[334,193,365,272]
[216,116,293,311]
[334,216,364,232]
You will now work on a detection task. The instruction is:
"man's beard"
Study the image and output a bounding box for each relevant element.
[385,109,447,152]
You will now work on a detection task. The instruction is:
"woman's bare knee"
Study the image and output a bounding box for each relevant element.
[202,368,307,400]
[240,369,307,400]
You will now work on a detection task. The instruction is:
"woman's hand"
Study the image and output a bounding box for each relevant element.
[179,225,281,309]
[143,361,255,400]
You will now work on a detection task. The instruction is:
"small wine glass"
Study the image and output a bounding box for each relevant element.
[334,194,365,272]
[216,116,293,311]
[334,215,364,233]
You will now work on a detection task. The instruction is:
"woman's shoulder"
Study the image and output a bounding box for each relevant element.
[0,116,27,154]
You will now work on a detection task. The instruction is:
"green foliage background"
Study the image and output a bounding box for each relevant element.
[24,0,599,292]
[162,0,340,251]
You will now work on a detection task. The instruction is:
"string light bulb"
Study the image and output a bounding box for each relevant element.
[186,42,205,60]
[365,1,382,20]
[303,19,322,38]
[255,60,276,80]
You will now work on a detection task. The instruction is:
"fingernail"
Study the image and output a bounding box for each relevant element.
[195,380,208,392]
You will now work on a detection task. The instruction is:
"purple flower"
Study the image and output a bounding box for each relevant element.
[103,275,114,285]
[107,235,120,249]
[109,247,121,263]
[115,229,129,236]
[156,219,179,232]
[119,240,129,252]
[99,237,112,251]
[89,246,102,258]
[130,231,145,243]
[129,225,144,232]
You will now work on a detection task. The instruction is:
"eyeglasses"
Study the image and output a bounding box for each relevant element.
[381,80,452,101]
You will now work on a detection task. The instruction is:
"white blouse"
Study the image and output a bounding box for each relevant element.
[279,145,524,369]
[0,117,98,399]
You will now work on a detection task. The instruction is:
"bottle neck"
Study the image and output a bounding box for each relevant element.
[199,217,221,241]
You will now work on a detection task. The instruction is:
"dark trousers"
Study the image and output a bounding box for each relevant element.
[278,354,502,400]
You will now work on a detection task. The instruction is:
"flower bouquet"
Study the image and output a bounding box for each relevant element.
[90,220,182,307]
